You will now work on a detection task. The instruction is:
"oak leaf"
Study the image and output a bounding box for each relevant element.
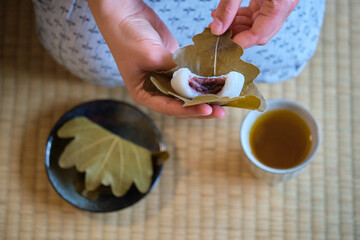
[144,28,266,111]
[57,117,168,197]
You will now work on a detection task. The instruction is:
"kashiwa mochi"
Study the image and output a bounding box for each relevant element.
[170,68,245,99]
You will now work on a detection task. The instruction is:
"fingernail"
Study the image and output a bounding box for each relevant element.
[202,106,213,116]
[211,18,223,35]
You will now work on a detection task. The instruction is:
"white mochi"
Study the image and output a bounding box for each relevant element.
[217,71,245,98]
[170,68,245,99]
[170,68,198,99]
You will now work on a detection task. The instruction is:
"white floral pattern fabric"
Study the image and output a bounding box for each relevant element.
[31,0,325,86]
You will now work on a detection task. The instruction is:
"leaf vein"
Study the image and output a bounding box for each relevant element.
[97,138,117,174]
[133,145,143,175]
[68,135,114,159]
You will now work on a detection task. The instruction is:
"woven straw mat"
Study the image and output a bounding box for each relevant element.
[0,0,359,239]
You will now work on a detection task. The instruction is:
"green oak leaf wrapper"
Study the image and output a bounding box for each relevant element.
[57,117,169,198]
[144,28,266,111]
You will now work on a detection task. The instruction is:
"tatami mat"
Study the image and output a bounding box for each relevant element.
[0,0,359,239]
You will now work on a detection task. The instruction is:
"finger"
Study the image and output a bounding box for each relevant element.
[232,14,284,49]
[211,0,243,35]
[232,29,259,49]
[248,0,263,13]
[141,94,214,118]
[209,105,226,118]
[230,25,251,36]
[232,0,298,49]
[179,115,219,120]
[232,15,253,27]
[178,106,226,119]
[236,7,252,17]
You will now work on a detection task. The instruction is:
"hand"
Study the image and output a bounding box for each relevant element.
[210,0,299,49]
[88,0,226,119]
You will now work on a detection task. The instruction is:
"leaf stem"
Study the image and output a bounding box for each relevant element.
[214,36,219,76]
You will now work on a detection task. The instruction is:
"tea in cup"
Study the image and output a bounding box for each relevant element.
[240,99,320,183]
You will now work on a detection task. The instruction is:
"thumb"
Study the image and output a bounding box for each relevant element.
[142,45,176,72]
[211,0,243,35]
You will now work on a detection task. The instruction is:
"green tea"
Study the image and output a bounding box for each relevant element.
[249,109,312,169]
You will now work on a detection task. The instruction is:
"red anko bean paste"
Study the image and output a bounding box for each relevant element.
[188,76,226,94]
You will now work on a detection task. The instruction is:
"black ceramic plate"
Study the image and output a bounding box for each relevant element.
[45,100,165,212]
